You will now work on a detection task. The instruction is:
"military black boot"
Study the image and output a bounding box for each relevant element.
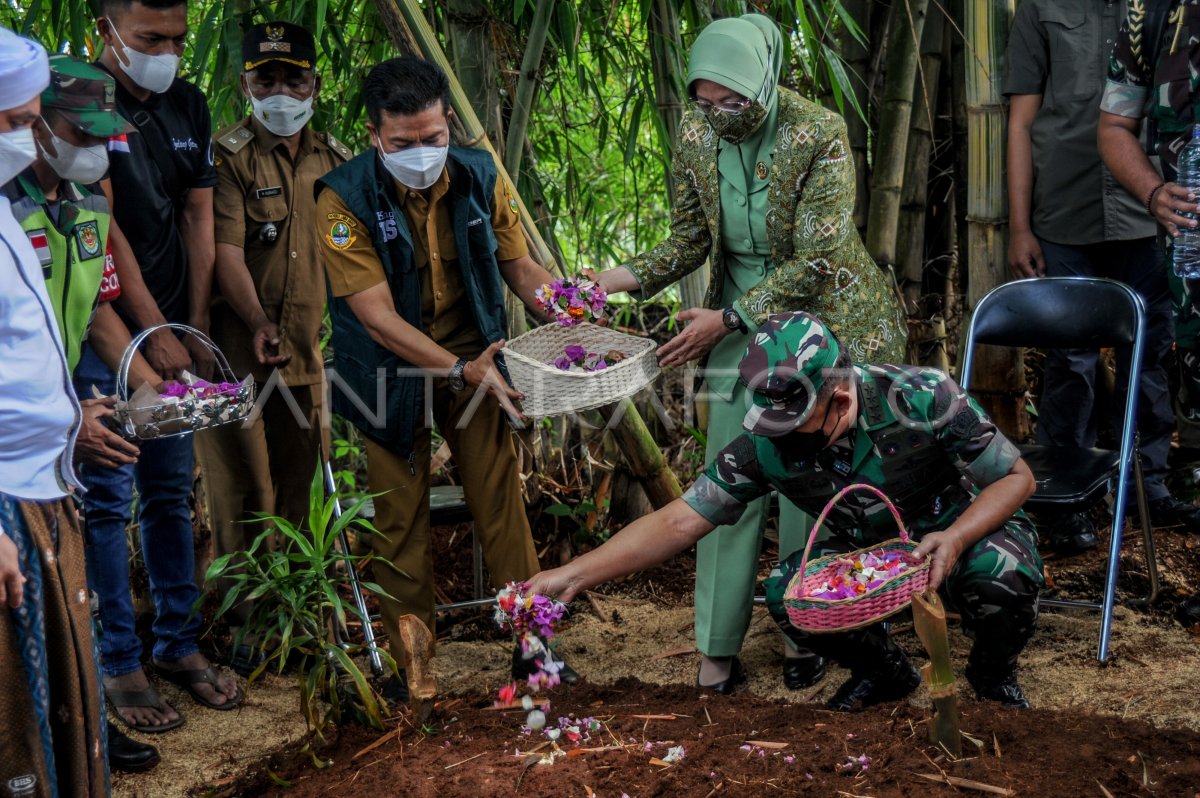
[825,631,920,712]
[965,662,1030,709]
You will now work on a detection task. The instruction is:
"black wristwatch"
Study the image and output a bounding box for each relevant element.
[448,357,469,392]
[722,306,748,333]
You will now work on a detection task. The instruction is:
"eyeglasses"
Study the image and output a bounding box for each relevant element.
[689,97,753,115]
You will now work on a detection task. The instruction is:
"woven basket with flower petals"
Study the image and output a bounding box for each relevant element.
[784,483,931,633]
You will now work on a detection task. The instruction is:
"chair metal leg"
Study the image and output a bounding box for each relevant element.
[1125,452,1160,608]
[324,459,385,677]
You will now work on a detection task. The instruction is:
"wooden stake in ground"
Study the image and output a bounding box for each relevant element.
[911,589,961,756]
[396,614,438,722]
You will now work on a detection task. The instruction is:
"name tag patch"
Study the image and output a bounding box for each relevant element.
[467,217,483,227]
[256,186,283,199]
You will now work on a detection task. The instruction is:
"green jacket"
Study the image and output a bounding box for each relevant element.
[5,174,111,372]
[317,147,510,457]
[623,88,906,363]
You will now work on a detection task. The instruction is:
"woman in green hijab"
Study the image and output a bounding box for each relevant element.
[592,14,907,693]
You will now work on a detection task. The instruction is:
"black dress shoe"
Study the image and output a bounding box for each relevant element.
[1143,495,1200,531]
[1046,511,1098,555]
[966,665,1031,710]
[697,656,746,695]
[1178,593,1200,626]
[381,670,409,704]
[511,640,580,685]
[107,722,160,773]
[826,663,920,711]
[782,654,826,690]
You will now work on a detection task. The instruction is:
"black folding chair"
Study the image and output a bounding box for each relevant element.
[959,277,1160,662]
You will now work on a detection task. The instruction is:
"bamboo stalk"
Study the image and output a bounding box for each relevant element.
[865,0,931,269]
[502,0,554,183]
[840,0,872,233]
[649,0,708,312]
[963,0,1025,435]
[598,397,682,509]
[896,3,947,311]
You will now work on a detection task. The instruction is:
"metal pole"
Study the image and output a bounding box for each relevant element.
[323,459,385,677]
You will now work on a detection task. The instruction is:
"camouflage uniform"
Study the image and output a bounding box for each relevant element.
[683,361,1044,675]
[1103,0,1200,424]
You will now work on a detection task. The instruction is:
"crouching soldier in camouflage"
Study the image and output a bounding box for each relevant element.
[529,311,1043,710]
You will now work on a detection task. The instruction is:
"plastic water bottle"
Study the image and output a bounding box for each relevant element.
[1173,123,1200,279]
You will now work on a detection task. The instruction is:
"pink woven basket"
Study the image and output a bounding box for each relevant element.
[783,483,931,633]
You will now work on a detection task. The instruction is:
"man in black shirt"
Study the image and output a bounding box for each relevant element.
[72,0,241,735]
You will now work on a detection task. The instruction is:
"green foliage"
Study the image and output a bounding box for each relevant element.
[545,495,612,545]
[4,0,865,274]
[204,464,395,733]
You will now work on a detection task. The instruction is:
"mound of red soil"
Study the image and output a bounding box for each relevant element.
[222,678,1200,798]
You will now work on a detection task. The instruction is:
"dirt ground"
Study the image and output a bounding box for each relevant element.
[112,521,1200,798]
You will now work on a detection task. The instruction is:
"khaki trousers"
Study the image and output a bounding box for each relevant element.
[195,382,324,626]
[366,380,538,655]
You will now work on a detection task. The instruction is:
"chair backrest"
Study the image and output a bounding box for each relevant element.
[958,276,1149,664]
[960,277,1147,389]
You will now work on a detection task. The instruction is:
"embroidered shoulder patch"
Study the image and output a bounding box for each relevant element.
[74,221,102,259]
[326,220,355,250]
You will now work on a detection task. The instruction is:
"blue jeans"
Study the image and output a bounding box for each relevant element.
[1035,236,1175,499]
[73,344,201,676]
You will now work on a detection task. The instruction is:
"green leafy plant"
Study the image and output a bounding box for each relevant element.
[204,465,395,733]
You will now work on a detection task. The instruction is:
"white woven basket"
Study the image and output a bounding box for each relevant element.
[504,322,659,417]
[111,323,256,440]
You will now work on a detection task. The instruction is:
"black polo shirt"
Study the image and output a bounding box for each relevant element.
[100,68,216,324]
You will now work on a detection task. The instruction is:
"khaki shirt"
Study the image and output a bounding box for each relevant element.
[211,116,351,385]
[317,163,528,353]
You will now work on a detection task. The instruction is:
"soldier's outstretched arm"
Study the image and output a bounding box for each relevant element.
[526,498,715,602]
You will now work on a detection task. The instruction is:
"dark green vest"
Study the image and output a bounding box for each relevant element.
[5,174,111,372]
[316,147,510,456]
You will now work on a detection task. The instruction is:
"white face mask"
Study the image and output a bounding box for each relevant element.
[38,121,110,185]
[377,144,448,190]
[250,93,314,137]
[0,127,39,186]
[107,19,179,94]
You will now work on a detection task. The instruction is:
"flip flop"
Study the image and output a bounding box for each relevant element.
[105,682,186,734]
[150,660,245,711]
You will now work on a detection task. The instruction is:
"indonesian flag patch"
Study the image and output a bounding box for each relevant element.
[26,229,52,269]
[108,134,131,153]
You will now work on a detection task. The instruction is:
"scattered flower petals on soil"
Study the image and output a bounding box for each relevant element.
[662,746,686,764]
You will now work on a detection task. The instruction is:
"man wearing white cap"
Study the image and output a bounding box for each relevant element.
[0,26,108,798]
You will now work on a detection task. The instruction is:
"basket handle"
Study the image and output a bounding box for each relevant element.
[116,323,234,401]
[795,483,912,598]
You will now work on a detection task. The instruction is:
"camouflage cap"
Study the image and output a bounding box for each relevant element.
[243,22,316,72]
[739,311,842,437]
[43,54,134,137]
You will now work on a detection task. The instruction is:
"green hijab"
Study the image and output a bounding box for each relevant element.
[686,13,783,169]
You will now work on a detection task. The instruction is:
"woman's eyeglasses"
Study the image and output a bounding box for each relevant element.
[690,97,753,115]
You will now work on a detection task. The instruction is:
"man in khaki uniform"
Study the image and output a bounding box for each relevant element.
[197,22,350,674]
[316,56,575,700]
